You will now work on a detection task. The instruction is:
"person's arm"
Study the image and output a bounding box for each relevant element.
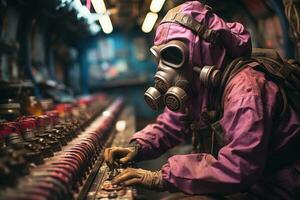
[161,93,274,194]
[104,108,190,168]
[131,108,190,161]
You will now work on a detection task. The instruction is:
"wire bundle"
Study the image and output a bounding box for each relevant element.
[284,0,300,59]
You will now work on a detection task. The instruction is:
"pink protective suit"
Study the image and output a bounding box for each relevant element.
[131,1,300,199]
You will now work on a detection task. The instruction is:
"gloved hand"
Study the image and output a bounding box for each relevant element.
[112,168,164,191]
[103,144,139,169]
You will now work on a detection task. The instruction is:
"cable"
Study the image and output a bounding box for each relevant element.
[284,0,300,60]
[284,0,300,37]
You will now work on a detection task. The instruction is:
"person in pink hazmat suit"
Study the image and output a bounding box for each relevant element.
[104,1,300,199]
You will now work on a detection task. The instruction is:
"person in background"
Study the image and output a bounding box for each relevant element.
[104,1,300,199]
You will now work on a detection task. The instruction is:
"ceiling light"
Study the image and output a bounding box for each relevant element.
[90,23,101,35]
[86,0,91,10]
[57,0,72,10]
[91,0,106,13]
[99,14,113,34]
[116,120,126,132]
[74,0,83,7]
[86,13,99,24]
[142,12,158,33]
[78,5,90,19]
[150,0,166,13]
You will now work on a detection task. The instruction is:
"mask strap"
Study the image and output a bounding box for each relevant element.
[160,11,219,44]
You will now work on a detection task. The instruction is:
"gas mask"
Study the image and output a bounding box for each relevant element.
[144,40,222,112]
[144,40,190,112]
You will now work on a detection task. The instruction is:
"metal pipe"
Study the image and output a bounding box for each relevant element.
[267,0,295,59]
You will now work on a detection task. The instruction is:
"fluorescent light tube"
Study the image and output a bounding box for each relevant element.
[91,0,106,13]
[99,14,113,34]
[142,12,158,33]
[150,0,166,13]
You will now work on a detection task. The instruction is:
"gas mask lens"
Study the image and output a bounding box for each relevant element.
[144,40,189,112]
[160,45,185,68]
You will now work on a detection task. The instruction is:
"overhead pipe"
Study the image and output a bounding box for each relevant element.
[17,12,41,97]
[86,0,91,10]
[267,0,295,59]
[235,0,262,47]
